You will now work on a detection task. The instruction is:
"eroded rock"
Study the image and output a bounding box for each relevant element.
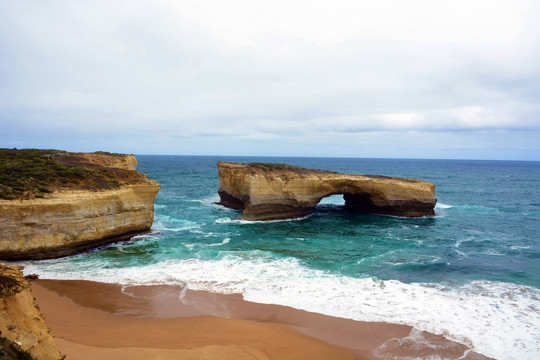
[0,150,160,260]
[217,162,436,221]
[0,264,62,360]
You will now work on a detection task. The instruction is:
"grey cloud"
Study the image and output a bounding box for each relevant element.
[1,0,539,160]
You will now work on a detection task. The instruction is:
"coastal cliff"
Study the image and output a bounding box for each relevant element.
[217,162,436,220]
[56,151,138,171]
[0,264,62,360]
[0,149,160,260]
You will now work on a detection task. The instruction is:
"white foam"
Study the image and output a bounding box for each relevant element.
[189,194,224,209]
[215,214,312,225]
[181,237,230,250]
[208,238,231,247]
[510,245,530,250]
[153,216,201,232]
[481,249,505,256]
[375,327,472,360]
[435,203,454,209]
[22,257,540,360]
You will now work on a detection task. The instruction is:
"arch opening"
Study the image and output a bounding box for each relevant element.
[314,192,376,215]
[316,194,345,207]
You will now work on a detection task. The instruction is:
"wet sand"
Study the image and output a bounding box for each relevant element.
[31,279,492,360]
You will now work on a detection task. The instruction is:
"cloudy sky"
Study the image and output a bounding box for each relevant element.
[1,0,539,160]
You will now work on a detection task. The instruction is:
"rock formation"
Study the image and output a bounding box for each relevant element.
[217,162,436,221]
[56,151,138,171]
[0,150,160,260]
[0,264,62,359]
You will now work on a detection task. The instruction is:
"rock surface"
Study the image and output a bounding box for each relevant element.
[0,151,160,260]
[55,151,138,171]
[217,162,436,221]
[0,264,62,359]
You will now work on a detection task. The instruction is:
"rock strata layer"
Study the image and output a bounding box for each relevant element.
[0,264,62,359]
[0,151,160,260]
[217,162,436,221]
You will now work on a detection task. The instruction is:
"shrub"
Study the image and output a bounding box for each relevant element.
[0,148,129,200]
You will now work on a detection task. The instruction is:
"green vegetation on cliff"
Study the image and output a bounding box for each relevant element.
[245,162,337,174]
[246,163,304,172]
[92,151,126,157]
[0,148,140,200]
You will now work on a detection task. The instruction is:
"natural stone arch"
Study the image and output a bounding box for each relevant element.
[217,162,436,221]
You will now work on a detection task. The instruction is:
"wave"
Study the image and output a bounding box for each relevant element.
[435,202,454,209]
[184,238,231,250]
[21,257,540,360]
[437,203,500,213]
[208,238,230,247]
[188,195,224,209]
[215,214,313,225]
[153,215,201,232]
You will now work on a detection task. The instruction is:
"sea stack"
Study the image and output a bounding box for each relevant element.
[217,162,436,221]
[0,149,160,260]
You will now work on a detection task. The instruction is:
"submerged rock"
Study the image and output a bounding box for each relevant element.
[217,162,436,221]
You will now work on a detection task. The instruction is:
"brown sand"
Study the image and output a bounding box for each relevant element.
[31,280,492,360]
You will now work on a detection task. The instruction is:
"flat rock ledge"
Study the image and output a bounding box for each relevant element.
[217,162,436,221]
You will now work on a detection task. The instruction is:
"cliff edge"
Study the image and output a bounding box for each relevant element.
[217,162,436,221]
[0,264,62,360]
[0,149,160,260]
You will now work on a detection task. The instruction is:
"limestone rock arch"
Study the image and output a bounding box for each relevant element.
[217,162,436,221]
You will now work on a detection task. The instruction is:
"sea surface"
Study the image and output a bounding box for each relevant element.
[19,156,540,360]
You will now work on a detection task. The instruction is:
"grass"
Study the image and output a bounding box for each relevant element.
[92,151,126,157]
[245,162,337,174]
[246,163,305,172]
[0,148,126,200]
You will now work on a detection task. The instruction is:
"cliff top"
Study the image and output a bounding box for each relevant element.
[217,161,418,182]
[217,161,337,176]
[0,148,146,200]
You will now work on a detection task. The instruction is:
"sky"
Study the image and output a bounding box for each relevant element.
[1,0,539,160]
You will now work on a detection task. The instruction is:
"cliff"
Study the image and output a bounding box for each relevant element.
[217,162,436,221]
[0,264,62,360]
[55,151,138,171]
[0,149,160,260]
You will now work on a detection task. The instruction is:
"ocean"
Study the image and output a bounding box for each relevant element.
[19,156,540,360]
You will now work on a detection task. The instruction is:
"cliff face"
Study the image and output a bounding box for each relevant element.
[0,264,62,360]
[0,183,159,260]
[0,151,160,260]
[217,162,436,221]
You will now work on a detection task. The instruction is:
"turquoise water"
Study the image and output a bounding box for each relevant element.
[20,156,540,360]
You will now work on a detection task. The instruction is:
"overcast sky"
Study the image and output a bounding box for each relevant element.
[1,0,539,160]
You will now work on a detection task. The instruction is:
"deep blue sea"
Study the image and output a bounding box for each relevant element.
[20,156,540,359]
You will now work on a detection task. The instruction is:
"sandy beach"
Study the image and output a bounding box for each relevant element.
[30,279,491,360]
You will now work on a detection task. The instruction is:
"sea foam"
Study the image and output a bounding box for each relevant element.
[21,256,540,360]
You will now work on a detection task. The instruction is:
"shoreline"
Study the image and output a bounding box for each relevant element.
[31,279,492,360]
